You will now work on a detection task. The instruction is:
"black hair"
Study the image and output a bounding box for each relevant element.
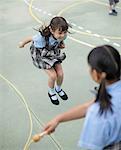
[88,45,121,115]
[37,16,70,38]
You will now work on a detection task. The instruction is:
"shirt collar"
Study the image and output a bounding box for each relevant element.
[50,35,62,42]
[106,80,121,92]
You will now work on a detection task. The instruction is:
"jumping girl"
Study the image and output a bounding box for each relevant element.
[19,17,70,105]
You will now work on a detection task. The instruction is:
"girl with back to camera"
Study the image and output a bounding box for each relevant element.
[43,45,121,149]
[19,17,70,105]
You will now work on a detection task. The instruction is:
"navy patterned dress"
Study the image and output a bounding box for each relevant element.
[30,33,66,69]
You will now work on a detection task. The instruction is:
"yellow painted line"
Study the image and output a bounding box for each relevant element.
[28,0,95,48]
[92,0,121,10]
[0,74,33,150]
[28,0,64,149]
[29,0,43,24]
[27,108,63,150]
[0,71,63,149]
[57,0,92,16]
[0,72,63,150]
[71,28,121,40]
[57,0,121,40]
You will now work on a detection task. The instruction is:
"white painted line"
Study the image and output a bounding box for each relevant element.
[71,23,77,27]
[52,15,57,18]
[86,30,92,34]
[43,11,47,14]
[24,0,29,5]
[48,13,52,16]
[32,5,35,8]
[103,38,110,42]
[78,26,84,30]
[38,9,42,12]
[113,43,120,47]
[93,34,100,37]
[34,7,39,10]
[68,36,94,48]
[23,0,120,48]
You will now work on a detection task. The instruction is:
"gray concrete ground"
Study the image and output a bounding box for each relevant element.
[0,0,121,149]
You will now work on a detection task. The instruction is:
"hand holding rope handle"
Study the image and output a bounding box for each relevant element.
[32,131,47,142]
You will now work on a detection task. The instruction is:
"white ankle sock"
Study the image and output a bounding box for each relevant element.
[48,88,57,100]
[48,88,55,94]
[112,5,115,10]
[55,85,65,96]
[109,10,112,13]
[55,85,61,92]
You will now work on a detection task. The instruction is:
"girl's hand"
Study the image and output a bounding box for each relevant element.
[18,42,24,48]
[43,118,59,134]
[58,43,65,49]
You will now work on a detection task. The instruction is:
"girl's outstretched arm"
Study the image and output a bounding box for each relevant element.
[44,99,94,134]
[19,36,32,48]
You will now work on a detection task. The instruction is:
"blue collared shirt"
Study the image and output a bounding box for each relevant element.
[78,80,121,150]
[32,33,66,48]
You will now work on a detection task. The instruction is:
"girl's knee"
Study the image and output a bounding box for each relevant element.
[49,72,57,81]
[57,71,64,78]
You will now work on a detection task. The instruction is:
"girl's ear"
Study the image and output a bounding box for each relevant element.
[90,67,106,83]
[93,69,100,82]
[49,26,53,34]
[101,72,106,80]
[96,71,106,83]
[91,69,103,83]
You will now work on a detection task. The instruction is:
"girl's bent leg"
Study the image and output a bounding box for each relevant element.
[54,64,68,100]
[45,68,57,88]
[54,63,64,86]
[45,68,59,105]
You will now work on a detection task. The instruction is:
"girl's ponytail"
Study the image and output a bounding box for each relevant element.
[40,26,51,37]
[34,25,51,37]
[96,76,112,115]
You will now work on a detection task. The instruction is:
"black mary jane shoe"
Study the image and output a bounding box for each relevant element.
[109,11,117,16]
[48,93,59,105]
[112,9,118,14]
[55,89,68,100]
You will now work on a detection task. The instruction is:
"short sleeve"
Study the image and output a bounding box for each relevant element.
[32,33,45,48]
[32,33,40,41]
[78,109,110,150]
